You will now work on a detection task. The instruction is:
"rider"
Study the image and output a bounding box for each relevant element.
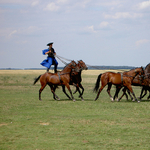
[40,42,58,73]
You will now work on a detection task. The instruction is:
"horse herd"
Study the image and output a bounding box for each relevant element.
[34,60,150,103]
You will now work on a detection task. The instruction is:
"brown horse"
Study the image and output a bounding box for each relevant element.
[114,74,146,101]
[33,61,80,101]
[93,67,144,102]
[118,63,150,101]
[139,63,150,99]
[61,60,88,101]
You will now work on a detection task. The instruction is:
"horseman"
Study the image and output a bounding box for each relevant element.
[40,42,58,73]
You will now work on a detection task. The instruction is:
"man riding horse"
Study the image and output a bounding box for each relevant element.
[40,42,58,73]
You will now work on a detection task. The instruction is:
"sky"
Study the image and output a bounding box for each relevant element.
[0,0,150,69]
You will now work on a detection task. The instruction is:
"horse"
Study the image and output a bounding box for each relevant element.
[139,63,150,99]
[93,67,144,102]
[114,74,146,101]
[33,60,80,101]
[61,60,88,101]
[118,63,150,101]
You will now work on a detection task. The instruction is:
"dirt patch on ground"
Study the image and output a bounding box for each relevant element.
[0,123,8,127]
[39,122,50,126]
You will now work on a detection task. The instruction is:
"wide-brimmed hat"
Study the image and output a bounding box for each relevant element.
[47,42,53,46]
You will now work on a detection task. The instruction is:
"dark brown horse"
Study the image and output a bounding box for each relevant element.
[118,63,150,101]
[61,60,88,101]
[33,61,80,101]
[139,63,150,99]
[93,67,144,102]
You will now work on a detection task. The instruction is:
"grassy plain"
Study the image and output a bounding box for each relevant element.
[0,70,150,150]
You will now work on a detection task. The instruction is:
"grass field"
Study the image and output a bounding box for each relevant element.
[0,70,150,150]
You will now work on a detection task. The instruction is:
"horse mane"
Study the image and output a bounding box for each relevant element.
[62,60,75,70]
[145,63,150,70]
[63,63,69,70]
[123,67,144,73]
[145,63,150,73]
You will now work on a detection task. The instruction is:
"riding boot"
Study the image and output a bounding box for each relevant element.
[47,68,49,72]
[54,65,57,73]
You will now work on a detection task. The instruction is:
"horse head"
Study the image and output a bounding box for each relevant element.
[78,60,88,70]
[135,67,145,77]
[70,60,80,73]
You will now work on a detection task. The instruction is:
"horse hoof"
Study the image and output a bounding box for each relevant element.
[137,101,140,103]
[82,99,84,101]
[73,99,76,102]
[111,97,114,102]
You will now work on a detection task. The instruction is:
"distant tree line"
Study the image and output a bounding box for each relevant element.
[0,66,140,70]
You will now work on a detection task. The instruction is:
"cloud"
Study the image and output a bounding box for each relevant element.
[44,2,60,11]
[136,39,149,46]
[138,0,150,9]
[8,30,17,37]
[99,21,109,28]
[104,12,142,19]
[31,1,39,6]
[83,25,96,34]
[57,0,69,4]
[6,26,41,38]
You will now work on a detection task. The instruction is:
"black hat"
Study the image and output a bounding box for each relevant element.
[47,42,53,46]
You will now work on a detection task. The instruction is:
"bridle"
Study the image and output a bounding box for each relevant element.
[121,67,145,83]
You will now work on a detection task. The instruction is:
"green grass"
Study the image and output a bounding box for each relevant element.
[0,71,150,150]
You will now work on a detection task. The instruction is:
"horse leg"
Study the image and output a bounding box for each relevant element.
[107,83,114,102]
[51,85,59,100]
[126,89,133,100]
[73,87,78,94]
[139,87,147,100]
[78,83,84,97]
[49,85,60,100]
[114,86,121,101]
[76,83,84,101]
[126,85,140,102]
[118,88,132,101]
[62,85,72,100]
[118,87,127,101]
[147,89,150,99]
[95,84,106,101]
[73,83,84,101]
[38,81,48,101]
[65,83,76,102]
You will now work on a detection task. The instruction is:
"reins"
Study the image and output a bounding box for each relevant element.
[56,54,72,65]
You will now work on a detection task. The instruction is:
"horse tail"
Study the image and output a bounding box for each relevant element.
[33,75,41,85]
[93,74,102,92]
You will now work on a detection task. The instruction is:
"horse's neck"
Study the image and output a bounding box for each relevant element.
[124,70,139,77]
[61,65,72,74]
[124,70,134,76]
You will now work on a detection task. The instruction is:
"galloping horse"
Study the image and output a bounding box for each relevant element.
[61,60,88,101]
[93,67,144,102]
[33,61,80,101]
[139,63,150,99]
[118,63,150,101]
[114,74,146,101]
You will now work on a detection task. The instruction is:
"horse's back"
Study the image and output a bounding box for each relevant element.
[102,72,121,84]
[40,72,59,84]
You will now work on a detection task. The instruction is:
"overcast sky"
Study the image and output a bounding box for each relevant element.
[0,0,150,68]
